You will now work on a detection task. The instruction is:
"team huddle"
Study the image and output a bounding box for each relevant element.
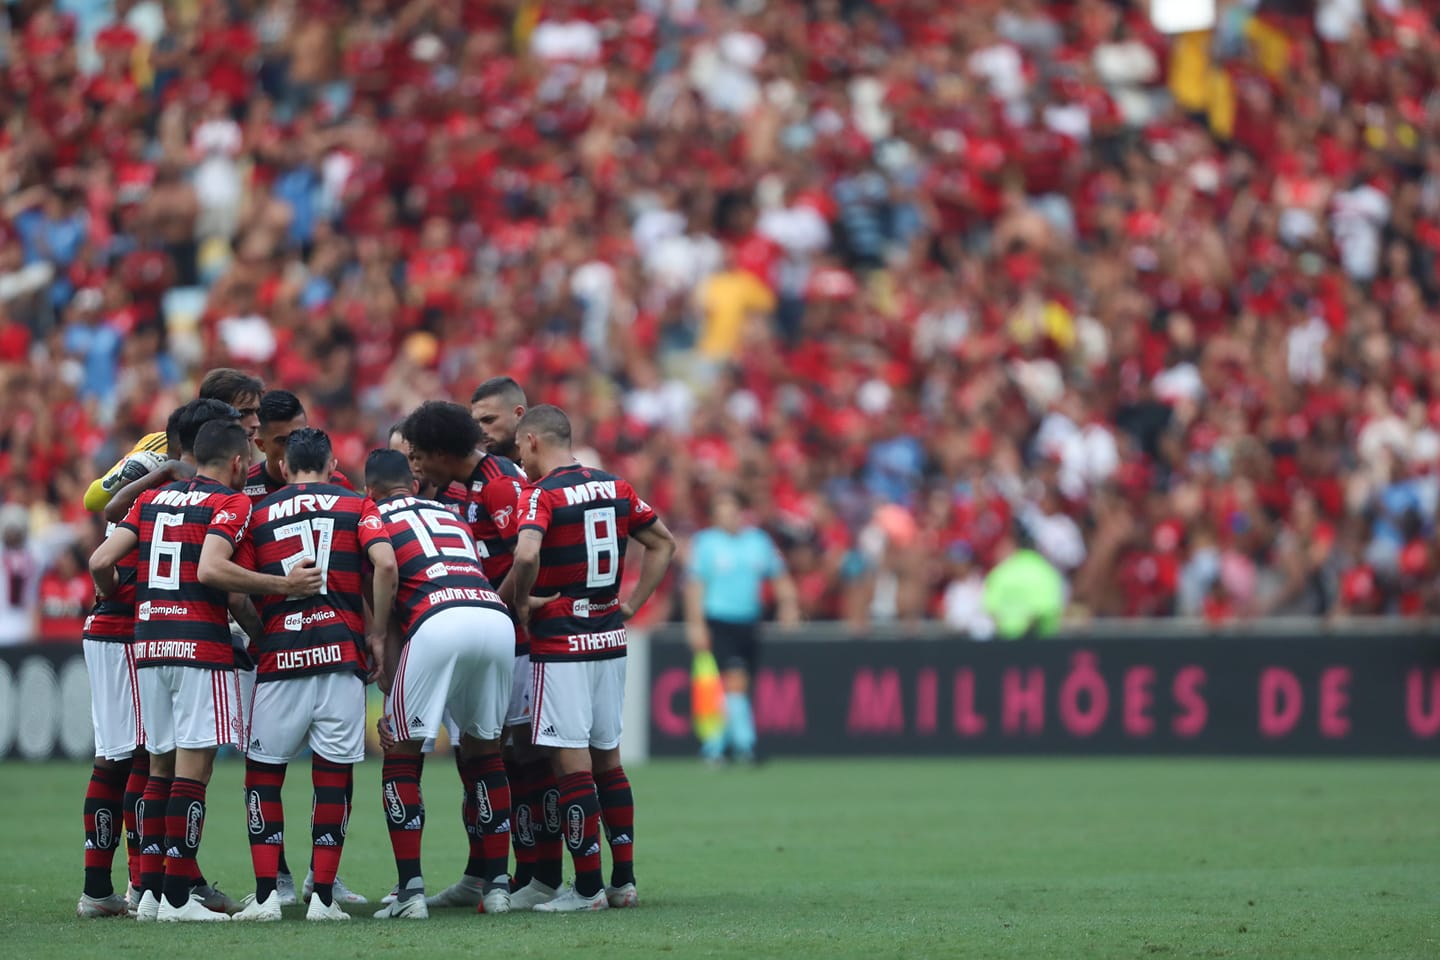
[76,371,676,922]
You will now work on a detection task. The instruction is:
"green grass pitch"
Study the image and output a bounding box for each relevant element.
[1,758,1436,959]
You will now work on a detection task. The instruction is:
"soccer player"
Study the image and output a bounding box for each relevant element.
[400,401,528,910]
[505,405,677,912]
[85,369,263,513]
[470,376,527,459]
[363,449,518,920]
[230,428,398,922]
[244,391,354,503]
[90,420,323,922]
[82,398,242,919]
[686,490,799,763]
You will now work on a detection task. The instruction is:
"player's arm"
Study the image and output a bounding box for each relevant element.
[88,526,138,598]
[683,540,711,652]
[102,460,196,524]
[505,529,543,627]
[84,433,169,513]
[622,517,677,620]
[199,534,324,598]
[228,594,265,644]
[365,540,399,655]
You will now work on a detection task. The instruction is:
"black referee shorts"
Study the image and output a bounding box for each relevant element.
[706,619,760,676]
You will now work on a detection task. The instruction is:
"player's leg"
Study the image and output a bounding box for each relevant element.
[79,638,137,916]
[510,656,565,908]
[435,608,515,913]
[715,621,760,762]
[590,657,636,907]
[122,750,150,910]
[157,666,240,922]
[134,666,177,922]
[532,660,608,913]
[504,651,538,891]
[304,672,365,921]
[374,632,448,920]
[233,675,305,922]
[236,657,294,904]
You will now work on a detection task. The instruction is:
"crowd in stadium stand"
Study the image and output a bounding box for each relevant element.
[1,0,1439,636]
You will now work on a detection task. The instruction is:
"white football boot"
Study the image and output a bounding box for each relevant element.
[158,894,232,922]
[231,891,283,922]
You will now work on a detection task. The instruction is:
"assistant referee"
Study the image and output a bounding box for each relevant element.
[684,491,799,764]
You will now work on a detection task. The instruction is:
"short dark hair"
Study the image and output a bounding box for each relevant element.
[259,389,305,427]
[388,422,405,441]
[471,376,527,407]
[365,448,413,489]
[178,399,241,454]
[198,368,263,406]
[193,420,250,466]
[284,427,332,475]
[165,402,189,454]
[402,401,481,458]
[515,404,572,445]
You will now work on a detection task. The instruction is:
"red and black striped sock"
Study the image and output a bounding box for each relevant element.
[533,766,564,890]
[595,765,635,888]
[122,752,149,891]
[460,753,512,886]
[244,759,286,901]
[310,756,352,907]
[557,771,603,898]
[83,761,130,898]
[381,755,425,894]
[453,748,482,877]
[162,778,207,908]
[136,774,171,897]
[508,758,540,890]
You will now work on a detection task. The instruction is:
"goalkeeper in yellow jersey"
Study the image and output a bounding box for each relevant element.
[84,369,264,513]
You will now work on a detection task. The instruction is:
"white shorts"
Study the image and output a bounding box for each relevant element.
[421,711,461,755]
[507,653,533,727]
[247,671,366,765]
[387,606,514,745]
[84,639,141,760]
[138,664,245,754]
[237,665,255,741]
[531,657,626,750]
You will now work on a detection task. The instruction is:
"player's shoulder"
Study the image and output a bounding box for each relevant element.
[245,460,265,480]
[134,431,169,455]
[482,454,524,481]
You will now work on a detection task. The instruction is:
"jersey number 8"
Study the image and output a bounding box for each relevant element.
[584,507,619,589]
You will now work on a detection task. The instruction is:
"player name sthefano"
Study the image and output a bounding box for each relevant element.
[273,644,346,671]
[564,629,628,653]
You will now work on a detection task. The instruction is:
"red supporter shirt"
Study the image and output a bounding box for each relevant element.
[237,483,388,681]
[119,478,252,669]
[39,570,91,642]
[518,463,658,662]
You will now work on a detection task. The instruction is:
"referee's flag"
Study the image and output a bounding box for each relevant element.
[691,651,726,742]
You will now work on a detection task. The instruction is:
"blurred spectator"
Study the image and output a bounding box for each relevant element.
[36,543,91,642]
[0,0,1439,639]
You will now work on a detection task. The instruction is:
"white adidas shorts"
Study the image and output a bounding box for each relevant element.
[531,657,626,750]
[247,671,366,765]
[83,639,141,760]
[139,664,245,753]
[507,653,533,727]
[387,606,514,745]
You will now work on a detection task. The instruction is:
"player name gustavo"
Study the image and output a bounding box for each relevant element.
[564,629,628,654]
[271,644,347,671]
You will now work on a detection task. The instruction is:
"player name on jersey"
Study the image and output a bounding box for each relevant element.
[376,493,511,633]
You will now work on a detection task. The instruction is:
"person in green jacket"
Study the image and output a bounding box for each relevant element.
[982,529,1066,639]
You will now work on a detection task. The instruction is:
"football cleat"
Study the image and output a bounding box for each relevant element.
[303,871,369,905]
[125,884,141,918]
[275,871,299,906]
[306,894,350,921]
[606,883,639,908]
[135,889,161,922]
[426,877,484,909]
[76,893,129,918]
[480,886,511,915]
[533,885,608,913]
[508,880,560,911]
[373,894,428,920]
[192,882,240,914]
[380,884,399,905]
[158,894,232,922]
[231,891,283,922]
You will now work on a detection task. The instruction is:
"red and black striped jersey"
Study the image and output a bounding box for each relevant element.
[84,521,138,643]
[518,464,658,662]
[464,454,526,585]
[243,461,353,508]
[236,483,389,683]
[434,481,468,516]
[119,477,252,670]
[375,494,510,635]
